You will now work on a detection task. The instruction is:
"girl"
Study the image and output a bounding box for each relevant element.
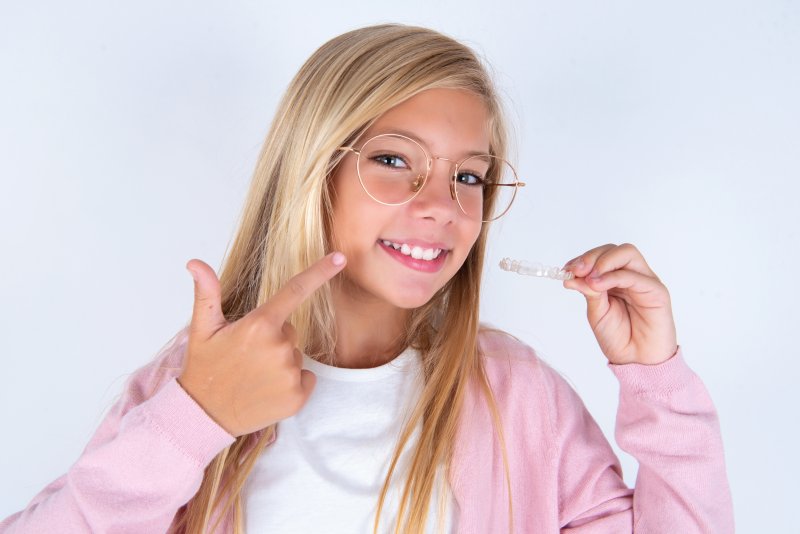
[1,24,733,533]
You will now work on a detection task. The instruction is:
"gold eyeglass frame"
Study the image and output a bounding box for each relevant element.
[337,133,525,222]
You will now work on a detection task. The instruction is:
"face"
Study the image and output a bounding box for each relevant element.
[330,88,490,311]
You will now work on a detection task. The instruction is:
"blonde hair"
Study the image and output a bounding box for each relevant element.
[170,24,513,533]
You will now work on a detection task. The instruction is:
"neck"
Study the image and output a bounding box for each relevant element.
[329,282,410,369]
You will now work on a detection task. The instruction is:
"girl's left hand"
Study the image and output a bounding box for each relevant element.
[562,243,678,365]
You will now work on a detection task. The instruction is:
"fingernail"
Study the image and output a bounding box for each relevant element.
[588,270,602,280]
[565,259,584,271]
[186,267,198,281]
[331,252,346,266]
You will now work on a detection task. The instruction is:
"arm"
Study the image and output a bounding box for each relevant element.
[0,329,235,534]
[610,349,734,532]
[555,349,734,533]
[556,244,734,531]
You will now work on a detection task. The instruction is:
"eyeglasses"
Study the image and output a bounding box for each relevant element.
[337,133,525,222]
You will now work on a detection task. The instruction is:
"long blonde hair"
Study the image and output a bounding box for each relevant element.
[171,24,513,533]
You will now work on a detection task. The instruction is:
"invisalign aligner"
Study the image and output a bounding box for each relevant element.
[499,257,575,280]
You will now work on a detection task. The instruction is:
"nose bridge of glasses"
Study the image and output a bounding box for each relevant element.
[431,155,458,174]
[420,156,458,200]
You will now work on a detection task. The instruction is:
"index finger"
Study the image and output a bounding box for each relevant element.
[566,243,655,279]
[257,251,347,324]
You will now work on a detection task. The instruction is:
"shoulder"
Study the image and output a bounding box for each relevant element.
[475,325,590,433]
[476,325,570,392]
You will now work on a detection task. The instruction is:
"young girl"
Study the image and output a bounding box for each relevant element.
[1,24,733,533]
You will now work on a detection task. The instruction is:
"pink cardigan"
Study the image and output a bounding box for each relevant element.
[0,327,734,533]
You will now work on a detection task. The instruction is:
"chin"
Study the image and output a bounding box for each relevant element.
[389,292,437,310]
[395,297,436,310]
[384,284,444,310]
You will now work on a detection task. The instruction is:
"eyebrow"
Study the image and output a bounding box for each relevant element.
[369,127,491,158]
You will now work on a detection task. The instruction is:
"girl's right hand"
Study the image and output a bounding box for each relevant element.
[178,252,347,437]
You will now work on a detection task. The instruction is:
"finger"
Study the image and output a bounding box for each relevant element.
[563,276,610,321]
[587,243,656,279]
[563,276,605,301]
[565,243,654,279]
[186,259,227,340]
[584,269,670,307]
[563,244,617,278]
[282,322,298,347]
[256,252,347,325]
[299,369,317,399]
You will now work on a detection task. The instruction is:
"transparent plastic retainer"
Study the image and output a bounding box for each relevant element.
[499,257,575,281]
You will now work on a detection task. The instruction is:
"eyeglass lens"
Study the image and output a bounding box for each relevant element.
[356,134,517,221]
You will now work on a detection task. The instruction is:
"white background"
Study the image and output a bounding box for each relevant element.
[1,1,797,531]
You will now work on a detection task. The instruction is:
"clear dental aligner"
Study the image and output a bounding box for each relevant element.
[499,257,575,281]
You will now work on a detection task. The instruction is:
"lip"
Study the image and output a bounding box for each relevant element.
[378,240,449,273]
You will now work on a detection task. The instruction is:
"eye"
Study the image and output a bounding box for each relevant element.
[456,171,484,186]
[372,154,410,169]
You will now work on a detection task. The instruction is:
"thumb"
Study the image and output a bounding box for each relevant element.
[186,259,227,339]
[299,369,317,402]
[563,277,608,323]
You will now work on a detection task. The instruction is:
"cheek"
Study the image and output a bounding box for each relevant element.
[464,221,483,252]
[330,208,357,255]
[330,185,379,255]
[448,222,483,274]
[329,169,361,249]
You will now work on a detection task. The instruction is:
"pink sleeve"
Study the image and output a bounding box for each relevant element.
[0,329,236,534]
[556,349,734,533]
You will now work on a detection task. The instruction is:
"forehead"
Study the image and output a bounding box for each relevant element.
[362,88,492,156]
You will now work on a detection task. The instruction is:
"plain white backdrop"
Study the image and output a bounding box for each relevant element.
[1,1,797,531]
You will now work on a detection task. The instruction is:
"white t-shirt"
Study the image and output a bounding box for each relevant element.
[242,347,457,533]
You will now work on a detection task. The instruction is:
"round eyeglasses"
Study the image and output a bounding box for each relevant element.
[337,133,525,222]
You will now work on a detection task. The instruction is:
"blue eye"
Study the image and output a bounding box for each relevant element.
[373,154,409,169]
[456,172,484,186]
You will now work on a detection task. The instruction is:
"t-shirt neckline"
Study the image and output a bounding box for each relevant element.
[301,347,419,382]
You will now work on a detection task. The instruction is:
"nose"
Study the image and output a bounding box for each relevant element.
[408,158,459,222]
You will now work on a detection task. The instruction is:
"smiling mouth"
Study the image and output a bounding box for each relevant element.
[379,239,445,261]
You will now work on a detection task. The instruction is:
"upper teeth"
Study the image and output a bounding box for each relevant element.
[381,240,444,261]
